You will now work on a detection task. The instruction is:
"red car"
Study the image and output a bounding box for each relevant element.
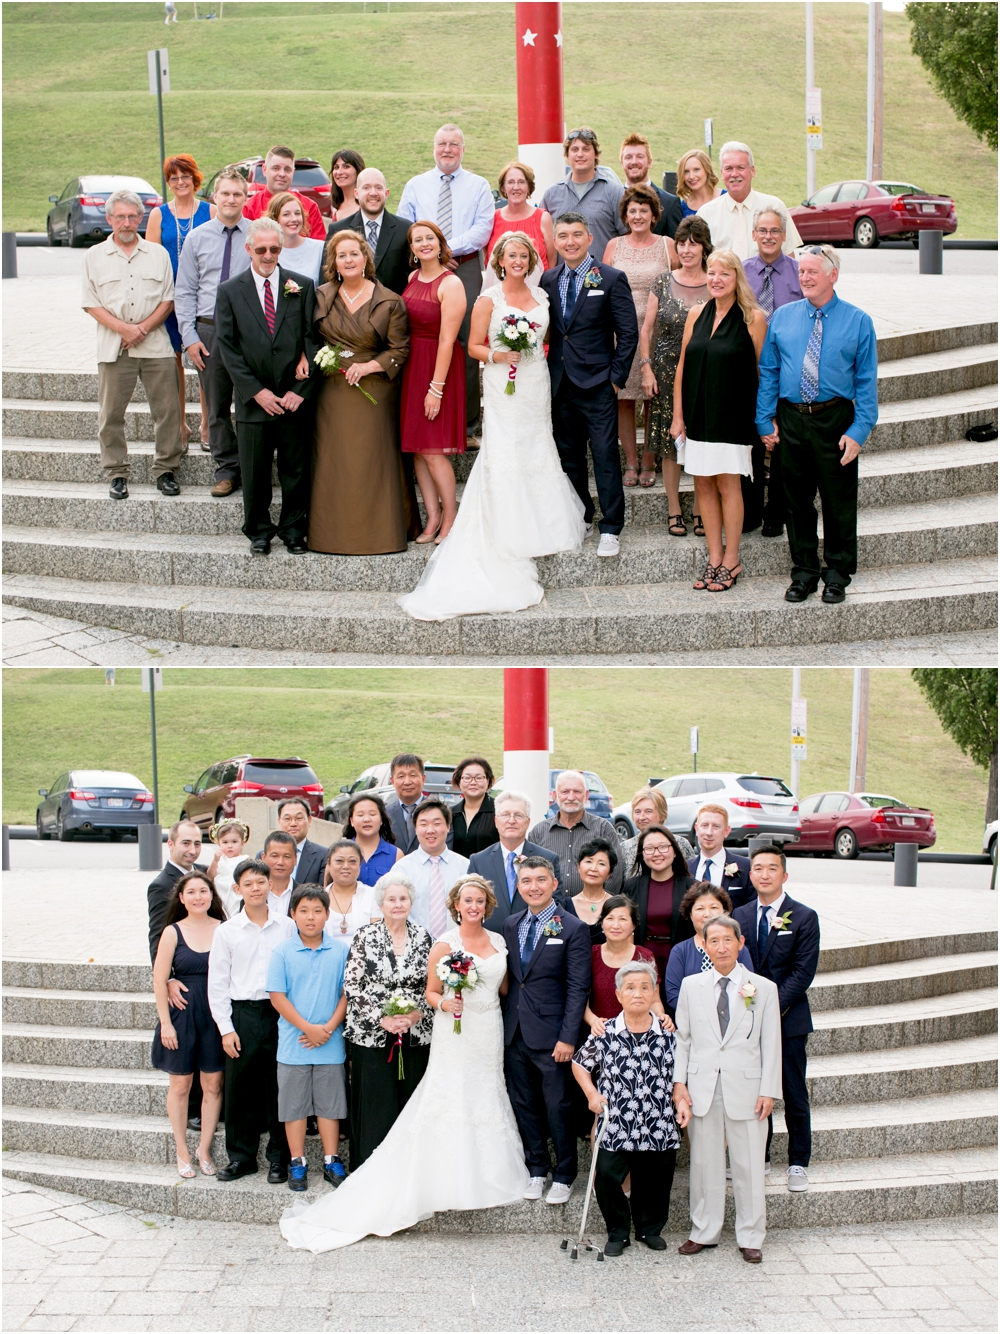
[790,179,957,249]
[789,791,936,860]
[200,157,332,217]
[180,755,324,834]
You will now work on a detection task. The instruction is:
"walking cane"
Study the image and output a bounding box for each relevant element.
[561,1105,610,1261]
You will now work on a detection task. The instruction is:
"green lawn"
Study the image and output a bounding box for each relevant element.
[3,2,996,234]
[2,667,990,851]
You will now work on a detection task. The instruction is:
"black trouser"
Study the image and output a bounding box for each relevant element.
[740,442,767,532]
[595,1147,677,1242]
[761,439,786,531]
[551,377,624,534]
[224,999,288,1169]
[349,1037,429,1170]
[777,396,858,587]
[236,412,311,545]
[765,1032,812,1168]
[193,318,241,483]
[454,254,483,430]
[505,1028,577,1184]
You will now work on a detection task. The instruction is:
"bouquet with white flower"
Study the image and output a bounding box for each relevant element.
[314,342,377,404]
[495,312,542,395]
[435,950,480,1034]
[381,992,420,1079]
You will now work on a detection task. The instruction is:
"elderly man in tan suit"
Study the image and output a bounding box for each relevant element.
[672,914,782,1263]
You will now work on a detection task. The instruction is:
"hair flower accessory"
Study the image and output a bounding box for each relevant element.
[283,279,302,296]
[542,915,563,938]
[738,981,756,1009]
[724,861,740,877]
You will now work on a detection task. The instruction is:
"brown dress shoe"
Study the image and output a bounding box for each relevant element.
[211,478,236,497]
[741,1247,763,1264]
[678,1240,717,1255]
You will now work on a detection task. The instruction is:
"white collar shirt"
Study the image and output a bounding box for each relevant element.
[360,211,385,248]
[695,849,726,886]
[396,845,470,935]
[696,188,802,259]
[80,235,175,362]
[268,882,294,917]
[250,264,279,314]
[756,891,787,931]
[207,907,295,1035]
[396,165,495,256]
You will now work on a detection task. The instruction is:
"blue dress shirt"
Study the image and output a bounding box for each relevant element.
[397,166,495,257]
[174,216,251,349]
[557,253,596,321]
[743,252,803,311]
[755,292,878,447]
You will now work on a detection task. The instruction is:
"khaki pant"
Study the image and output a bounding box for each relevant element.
[688,1076,769,1250]
[97,352,183,480]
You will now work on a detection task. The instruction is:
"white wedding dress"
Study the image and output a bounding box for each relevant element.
[397,285,586,621]
[279,928,529,1252]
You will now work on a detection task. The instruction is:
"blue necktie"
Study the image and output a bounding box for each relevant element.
[800,309,823,402]
[757,907,770,960]
[506,849,518,903]
[563,269,577,321]
[520,914,539,971]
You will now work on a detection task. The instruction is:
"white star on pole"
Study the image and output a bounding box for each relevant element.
[554,30,563,46]
[521,27,537,45]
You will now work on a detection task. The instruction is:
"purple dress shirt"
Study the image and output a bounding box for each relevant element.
[743,252,803,313]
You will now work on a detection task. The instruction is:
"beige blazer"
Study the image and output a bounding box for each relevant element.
[673,962,782,1120]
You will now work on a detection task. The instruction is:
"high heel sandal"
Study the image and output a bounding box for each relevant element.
[693,563,717,591]
[639,468,657,487]
[668,514,687,537]
[692,513,705,537]
[623,466,640,488]
[198,1154,217,1177]
[177,1156,196,1179]
[707,562,743,592]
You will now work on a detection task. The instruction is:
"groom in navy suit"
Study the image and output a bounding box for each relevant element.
[502,857,591,1202]
[540,212,638,555]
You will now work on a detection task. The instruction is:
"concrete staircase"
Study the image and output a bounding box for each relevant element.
[2,323,997,658]
[2,929,996,1231]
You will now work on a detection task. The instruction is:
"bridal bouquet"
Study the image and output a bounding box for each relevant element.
[435,951,480,1034]
[381,993,419,1079]
[314,342,377,404]
[495,313,542,395]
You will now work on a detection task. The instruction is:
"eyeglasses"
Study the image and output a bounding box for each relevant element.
[252,245,282,256]
[802,245,828,255]
[112,213,142,222]
[643,843,674,856]
[755,228,784,238]
[167,173,193,183]
[566,129,597,142]
[498,811,529,822]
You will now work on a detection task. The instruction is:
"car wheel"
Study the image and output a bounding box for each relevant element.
[989,836,997,867]
[57,811,74,842]
[70,226,87,249]
[36,812,48,841]
[853,217,879,249]
[614,818,633,839]
[109,830,123,842]
[833,828,859,860]
[46,220,62,248]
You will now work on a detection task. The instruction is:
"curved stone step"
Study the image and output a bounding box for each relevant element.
[807,1035,997,1106]
[809,951,999,1011]
[3,987,157,1029]
[816,930,997,974]
[3,1063,168,1116]
[877,343,998,403]
[810,988,998,1054]
[866,384,998,452]
[3,1023,155,1070]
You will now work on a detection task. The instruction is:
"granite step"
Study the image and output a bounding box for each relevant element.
[2,368,202,403]
[2,1023,157,1071]
[876,342,998,403]
[808,951,999,1011]
[806,1035,997,1106]
[875,320,997,363]
[3,1063,170,1116]
[2,987,158,1029]
[864,384,997,453]
[808,988,999,1055]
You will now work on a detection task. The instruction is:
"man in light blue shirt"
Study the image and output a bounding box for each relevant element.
[756,245,878,604]
[398,124,495,432]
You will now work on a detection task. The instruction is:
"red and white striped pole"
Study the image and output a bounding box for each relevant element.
[503,668,551,827]
[515,0,565,200]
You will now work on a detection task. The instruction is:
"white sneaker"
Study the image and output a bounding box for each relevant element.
[523,1176,546,1200]
[546,1181,572,1205]
[597,533,620,558]
[786,1166,809,1192]
[765,1161,772,1176]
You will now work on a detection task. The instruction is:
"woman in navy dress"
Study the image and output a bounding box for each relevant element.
[151,871,226,1178]
[662,881,754,1016]
[145,154,213,450]
[344,793,402,888]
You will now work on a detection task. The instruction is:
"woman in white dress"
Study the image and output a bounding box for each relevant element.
[321,841,382,942]
[280,875,530,1252]
[398,232,585,621]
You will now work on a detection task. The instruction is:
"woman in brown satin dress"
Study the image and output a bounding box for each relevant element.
[309,231,410,555]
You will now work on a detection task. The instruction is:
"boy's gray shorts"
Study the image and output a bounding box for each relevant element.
[277,1062,347,1120]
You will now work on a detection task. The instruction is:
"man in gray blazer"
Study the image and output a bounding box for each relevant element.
[467,791,560,931]
[673,914,781,1264]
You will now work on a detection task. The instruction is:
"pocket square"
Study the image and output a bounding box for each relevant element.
[586,290,604,297]
[544,939,563,945]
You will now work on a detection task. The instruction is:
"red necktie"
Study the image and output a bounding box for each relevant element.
[262,276,275,336]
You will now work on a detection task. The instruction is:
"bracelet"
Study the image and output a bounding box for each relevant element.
[430,379,446,387]
[639,357,652,367]
[487,350,495,365]
[428,386,443,400]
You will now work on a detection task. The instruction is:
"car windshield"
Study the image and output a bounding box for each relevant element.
[423,766,456,786]
[71,771,143,788]
[876,182,927,197]
[738,776,793,797]
[858,794,903,808]
[243,762,317,785]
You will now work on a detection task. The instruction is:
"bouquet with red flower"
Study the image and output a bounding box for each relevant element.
[495,312,542,395]
[435,950,480,1034]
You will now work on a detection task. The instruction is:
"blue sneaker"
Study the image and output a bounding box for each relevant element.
[323,1156,347,1187]
[288,1160,308,1192]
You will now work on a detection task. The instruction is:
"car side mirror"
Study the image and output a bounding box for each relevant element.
[48,195,59,204]
[38,789,49,797]
[340,785,349,793]
[183,784,194,794]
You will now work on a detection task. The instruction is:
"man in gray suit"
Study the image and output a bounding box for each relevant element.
[382,753,453,855]
[467,791,561,931]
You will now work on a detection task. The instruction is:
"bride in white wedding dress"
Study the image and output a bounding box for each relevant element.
[398,232,585,621]
[280,876,529,1252]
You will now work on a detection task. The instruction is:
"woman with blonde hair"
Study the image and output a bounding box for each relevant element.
[619,787,695,875]
[676,149,723,216]
[671,249,768,592]
[266,190,325,284]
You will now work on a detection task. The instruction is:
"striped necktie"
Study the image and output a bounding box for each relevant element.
[437,174,455,239]
[428,856,448,939]
[800,309,823,402]
[262,275,276,336]
[758,265,774,320]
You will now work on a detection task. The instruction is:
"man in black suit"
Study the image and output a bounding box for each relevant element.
[619,134,682,239]
[539,213,638,559]
[383,753,453,855]
[468,791,561,930]
[502,857,592,1205]
[327,169,411,296]
[735,845,820,1192]
[687,805,753,909]
[254,798,327,888]
[215,217,320,556]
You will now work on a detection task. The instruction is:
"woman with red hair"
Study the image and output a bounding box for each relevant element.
[146,154,214,450]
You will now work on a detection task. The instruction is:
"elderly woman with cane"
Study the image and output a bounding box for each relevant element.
[572,959,682,1256]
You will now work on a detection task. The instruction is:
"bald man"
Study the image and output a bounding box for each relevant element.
[327,168,412,295]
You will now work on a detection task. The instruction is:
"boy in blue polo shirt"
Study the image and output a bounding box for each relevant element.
[266,885,350,1192]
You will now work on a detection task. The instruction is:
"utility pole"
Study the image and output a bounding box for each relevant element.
[147,49,170,201]
[866,2,884,181]
[139,668,163,872]
[849,668,871,793]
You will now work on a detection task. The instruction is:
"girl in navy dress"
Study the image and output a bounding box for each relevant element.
[151,871,226,1178]
[345,794,403,888]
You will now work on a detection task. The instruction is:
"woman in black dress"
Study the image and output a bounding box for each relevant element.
[671,248,768,592]
[151,871,226,1178]
[623,826,696,1005]
[449,756,499,859]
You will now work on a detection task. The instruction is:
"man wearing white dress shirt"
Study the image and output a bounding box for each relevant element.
[396,799,469,939]
[255,799,327,888]
[398,123,495,432]
[687,805,752,909]
[697,142,802,260]
[262,832,298,916]
[328,169,412,296]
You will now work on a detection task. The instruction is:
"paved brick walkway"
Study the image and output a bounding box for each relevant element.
[3,1180,996,1332]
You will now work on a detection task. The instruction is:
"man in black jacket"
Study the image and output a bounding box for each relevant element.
[255,798,327,888]
[619,134,682,239]
[687,805,753,910]
[215,217,320,556]
[734,844,820,1192]
[327,169,412,296]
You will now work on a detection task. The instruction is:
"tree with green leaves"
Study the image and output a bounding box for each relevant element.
[906,3,998,150]
[912,669,997,826]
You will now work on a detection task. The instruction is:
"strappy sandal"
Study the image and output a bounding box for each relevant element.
[177,1157,196,1179]
[639,468,657,487]
[623,466,640,488]
[707,562,743,592]
[692,514,706,537]
[693,562,717,591]
[198,1155,217,1177]
[668,514,687,537]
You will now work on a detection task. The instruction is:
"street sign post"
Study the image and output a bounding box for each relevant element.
[139,667,163,872]
[147,49,170,201]
[690,726,699,774]
[703,118,713,159]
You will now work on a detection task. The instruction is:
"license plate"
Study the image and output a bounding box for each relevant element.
[921,204,936,213]
[107,798,125,808]
[901,816,916,826]
[763,804,789,814]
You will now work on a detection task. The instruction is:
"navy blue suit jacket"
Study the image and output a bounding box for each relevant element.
[467,842,561,931]
[502,905,591,1049]
[687,853,754,910]
[734,892,820,1038]
[539,260,638,394]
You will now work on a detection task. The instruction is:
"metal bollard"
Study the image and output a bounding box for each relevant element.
[2,233,17,279]
[2,825,10,871]
[747,837,773,860]
[138,823,163,872]
[918,230,943,275]
[893,842,918,887]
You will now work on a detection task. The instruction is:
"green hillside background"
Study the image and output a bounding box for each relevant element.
[2,667,990,851]
[3,1,997,234]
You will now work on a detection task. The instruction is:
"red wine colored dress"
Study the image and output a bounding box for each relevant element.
[400,273,467,455]
[589,944,657,1020]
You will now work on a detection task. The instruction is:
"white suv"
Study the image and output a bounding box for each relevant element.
[612,772,801,846]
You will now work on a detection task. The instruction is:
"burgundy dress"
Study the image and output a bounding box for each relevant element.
[400,273,467,455]
[644,876,676,979]
[589,944,657,1020]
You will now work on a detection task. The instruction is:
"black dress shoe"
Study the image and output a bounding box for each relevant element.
[306,1115,320,1137]
[156,472,181,496]
[217,1161,259,1182]
[604,1238,630,1257]
[284,540,308,555]
[187,1116,201,1131]
[109,478,129,501]
[640,1234,667,1251]
[784,580,818,603]
[267,1164,288,1184]
[250,537,271,556]
[822,584,846,604]
[761,524,784,538]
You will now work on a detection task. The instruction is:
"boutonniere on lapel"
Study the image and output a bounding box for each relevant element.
[283,279,302,297]
[769,910,793,932]
[542,916,563,938]
[724,862,740,878]
[583,267,602,290]
[737,982,756,1009]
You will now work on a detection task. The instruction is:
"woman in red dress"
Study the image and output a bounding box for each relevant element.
[481,161,555,285]
[400,221,467,543]
[582,896,669,1035]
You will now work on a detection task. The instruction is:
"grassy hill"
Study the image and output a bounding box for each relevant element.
[3,1,996,234]
[2,667,990,851]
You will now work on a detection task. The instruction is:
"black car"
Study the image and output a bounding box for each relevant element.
[46,175,161,247]
[36,770,155,841]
